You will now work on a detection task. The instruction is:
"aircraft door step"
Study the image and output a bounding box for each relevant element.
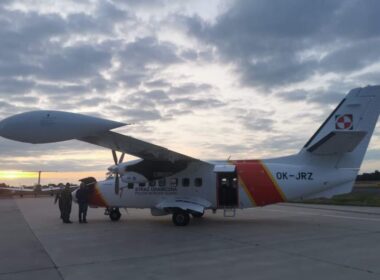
[223,207,236,218]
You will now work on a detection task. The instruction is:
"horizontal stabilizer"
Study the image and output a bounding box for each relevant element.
[307,131,367,155]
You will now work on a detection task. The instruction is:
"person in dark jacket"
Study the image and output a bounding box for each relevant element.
[76,183,89,223]
[54,184,64,219]
[60,183,73,223]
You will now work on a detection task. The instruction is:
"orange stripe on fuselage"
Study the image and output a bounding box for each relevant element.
[238,175,257,206]
[233,160,285,206]
[88,184,108,207]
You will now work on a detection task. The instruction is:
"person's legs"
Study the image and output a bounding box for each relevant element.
[59,201,64,219]
[66,207,72,223]
[78,203,83,223]
[62,208,69,223]
[83,203,88,223]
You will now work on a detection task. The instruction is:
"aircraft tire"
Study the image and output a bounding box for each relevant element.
[172,212,190,226]
[109,208,121,221]
[192,212,204,218]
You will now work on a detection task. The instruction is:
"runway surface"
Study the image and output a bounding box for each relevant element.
[1,197,380,280]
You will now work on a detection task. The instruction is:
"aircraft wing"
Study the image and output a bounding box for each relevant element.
[155,197,212,214]
[80,131,199,163]
[0,110,204,163]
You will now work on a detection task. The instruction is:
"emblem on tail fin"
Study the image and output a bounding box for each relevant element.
[335,114,353,130]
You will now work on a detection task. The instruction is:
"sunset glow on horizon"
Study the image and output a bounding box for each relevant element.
[0,170,37,180]
[0,170,106,186]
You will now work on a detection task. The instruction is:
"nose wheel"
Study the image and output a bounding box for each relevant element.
[107,207,121,221]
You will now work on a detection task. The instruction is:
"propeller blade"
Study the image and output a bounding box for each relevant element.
[112,150,118,165]
[118,153,125,164]
[115,174,120,194]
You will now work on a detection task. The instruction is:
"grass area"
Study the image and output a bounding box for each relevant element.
[293,192,380,207]
[291,181,380,207]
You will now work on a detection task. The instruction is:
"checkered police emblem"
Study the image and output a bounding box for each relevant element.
[335,114,353,130]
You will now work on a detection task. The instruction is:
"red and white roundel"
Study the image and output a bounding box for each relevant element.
[335,114,353,130]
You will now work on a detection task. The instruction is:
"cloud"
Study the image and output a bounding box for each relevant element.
[169,82,214,96]
[145,79,171,88]
[185,0,380,90]
[236,108,275,131]
[0,0,378,177]
[364,149,380,161]
[119,37,181,68]
[39,45,112,81]
[0,78,35,95]
[275,88,344,105]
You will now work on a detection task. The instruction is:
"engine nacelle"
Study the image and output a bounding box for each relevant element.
[121,172,148,184]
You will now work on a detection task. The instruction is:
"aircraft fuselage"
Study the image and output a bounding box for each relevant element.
[87,159,357,211]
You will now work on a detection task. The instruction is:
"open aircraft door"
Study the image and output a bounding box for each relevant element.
[214,165,239,208]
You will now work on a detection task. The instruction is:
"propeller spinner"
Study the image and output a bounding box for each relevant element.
[111,150,125,194]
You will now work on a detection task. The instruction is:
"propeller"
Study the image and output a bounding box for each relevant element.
[111,150,125,195]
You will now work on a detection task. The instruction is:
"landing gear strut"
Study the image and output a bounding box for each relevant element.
[172,212,190,226]
[192,212,204,218]
[107,207,121,221]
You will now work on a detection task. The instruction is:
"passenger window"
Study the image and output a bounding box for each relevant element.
[195,178,202,187]
[149,180,156,187]
[158,178,166,187]
[127,183,134,189]
[170,178,178,187]
[139,182,146,187]
[182,178,190,187]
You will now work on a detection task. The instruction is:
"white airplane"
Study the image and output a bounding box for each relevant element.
[0,185,35,197]
[0,171,76,197]
[0,184,76,197]
[0,86,379,226]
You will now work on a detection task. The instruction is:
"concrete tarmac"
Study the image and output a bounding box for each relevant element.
[1,197,380,280]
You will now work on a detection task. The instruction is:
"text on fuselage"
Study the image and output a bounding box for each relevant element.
[276,172,313,181]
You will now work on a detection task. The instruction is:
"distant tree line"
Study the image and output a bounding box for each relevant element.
[357,170,380,181]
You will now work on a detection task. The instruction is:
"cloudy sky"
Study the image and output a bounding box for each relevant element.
[0,0,379,185]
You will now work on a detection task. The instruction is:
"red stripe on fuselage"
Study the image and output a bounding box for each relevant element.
[233,160,284,206]
[88,184,108,207]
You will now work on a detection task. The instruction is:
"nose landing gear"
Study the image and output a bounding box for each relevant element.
[105,207,122,221]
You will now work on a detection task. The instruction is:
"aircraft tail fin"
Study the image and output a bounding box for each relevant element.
[302,86,380,169]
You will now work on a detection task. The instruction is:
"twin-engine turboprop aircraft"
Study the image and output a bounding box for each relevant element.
[0,86,379,226]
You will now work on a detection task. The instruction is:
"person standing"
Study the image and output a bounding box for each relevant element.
[54,184,64,219]
[60,183,73,224]
[76,183,89,223]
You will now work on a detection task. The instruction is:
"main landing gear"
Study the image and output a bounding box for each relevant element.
[171,211,204,226]
[192,212,204,218]
[172,212,190,226]
[105,207,121,221]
